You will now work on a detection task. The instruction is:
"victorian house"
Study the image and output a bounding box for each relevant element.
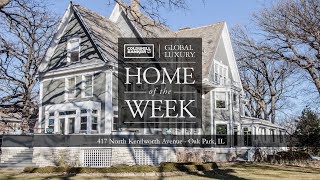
[1,1,285,167]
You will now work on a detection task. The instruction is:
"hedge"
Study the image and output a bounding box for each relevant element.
[23,162,218,174]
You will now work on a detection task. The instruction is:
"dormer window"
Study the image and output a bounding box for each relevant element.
[67,37,80,62]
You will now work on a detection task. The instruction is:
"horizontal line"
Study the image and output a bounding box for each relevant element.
[124,62,195,64]
[124,91,146,93]
[173,91,196,93]
[124,122,196,124]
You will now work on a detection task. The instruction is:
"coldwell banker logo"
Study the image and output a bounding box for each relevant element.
[124,44,154,58]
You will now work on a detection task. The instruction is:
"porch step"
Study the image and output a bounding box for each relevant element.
[0,148,38,168]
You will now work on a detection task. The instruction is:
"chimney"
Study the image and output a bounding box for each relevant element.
[131,0,140,16]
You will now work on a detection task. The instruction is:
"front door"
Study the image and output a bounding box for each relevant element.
[59,118,65,135]
[68,117,75,134]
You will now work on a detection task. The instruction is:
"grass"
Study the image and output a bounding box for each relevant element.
[0,163,319,179]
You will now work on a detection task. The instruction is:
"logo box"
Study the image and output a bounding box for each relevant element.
[124,44,154,58]
[118,38,202,129]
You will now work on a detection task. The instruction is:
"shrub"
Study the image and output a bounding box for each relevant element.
[276,151,311,162]
[23,162,219,174]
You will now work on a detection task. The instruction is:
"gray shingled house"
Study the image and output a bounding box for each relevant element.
[1,2,286,167]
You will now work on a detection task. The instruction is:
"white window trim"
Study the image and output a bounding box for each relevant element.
[82,74,94,98]
[112,106,119,132]
[90,109,100,133]
[215,91,228,110]
[65,77,77,100]
[80,116,88,132]
[215,123,229,135]
[67,37,81,63]
[44,101,101,134]
[213,60,228,85]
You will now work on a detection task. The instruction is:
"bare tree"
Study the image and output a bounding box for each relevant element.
[244,0,320,94]
[0,0,57,130]
[233,27,297,123]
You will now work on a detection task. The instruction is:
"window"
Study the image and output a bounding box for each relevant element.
[233,93,239,109]
[233,126,238,146]
[66,77,76,99]
[83,75,93,97]
[112,116,118,131]
[216,124,227,134]
[216,124,227,146]
[261,128,267,141]
[92,116,98,131]
[49,112,55,117]
[113,110,119,131]
[66,110,76,115]
[81,109,87,114]
[243,127,252,146]
[254,127,257,140]
[47,119,55,133]
[67,38,80,62]
[80,116,87,131]
[59,110,76,116]
[215,92,227,109]
[279,131,284,143]
[213,61,228,85]
[270,129,275,142]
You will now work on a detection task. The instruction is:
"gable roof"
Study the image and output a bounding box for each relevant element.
[176,22,225,77]
[121,8,176,37]
[73,5,121,64]
[41,2,233,83]
[113,3,225,77]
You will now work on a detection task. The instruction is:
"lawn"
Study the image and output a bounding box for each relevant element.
[0,163,319,180]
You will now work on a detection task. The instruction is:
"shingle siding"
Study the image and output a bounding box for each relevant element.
[42,78,65,105]
[45,13,101,73]
[202,92,212,135]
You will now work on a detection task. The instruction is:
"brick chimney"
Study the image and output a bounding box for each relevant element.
[131,0,141,16]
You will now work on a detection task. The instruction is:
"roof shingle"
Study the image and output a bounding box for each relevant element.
[72,4,225,77]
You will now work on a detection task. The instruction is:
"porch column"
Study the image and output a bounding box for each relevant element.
[105,70,113,134]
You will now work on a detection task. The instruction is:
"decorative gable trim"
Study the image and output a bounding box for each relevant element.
[39,2,107,75]
[70,4,106,62]
[220,24,243,90]
[110,2,143,38]
[39,3,74,73]
[209,23,243,91]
